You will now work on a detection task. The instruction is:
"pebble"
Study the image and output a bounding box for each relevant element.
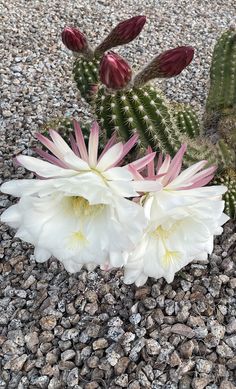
[171,323,195,338]
[40,316,57,330]
[145,339,161,355]
[92,338,108,350]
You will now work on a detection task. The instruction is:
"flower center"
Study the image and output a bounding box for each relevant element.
[66,196,105,218]
[152,225,181,268]
[69,230,88,248]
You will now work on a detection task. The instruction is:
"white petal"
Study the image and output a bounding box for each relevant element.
[34,247,51,262]
[96,142,123,171]
[103,167,133,181]
[17,155,78,178]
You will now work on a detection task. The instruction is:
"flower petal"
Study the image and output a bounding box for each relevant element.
[96,142,124,171]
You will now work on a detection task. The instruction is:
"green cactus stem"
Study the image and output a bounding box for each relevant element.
[206,29,236,114]
[95,84,234,168]
[172,104,202,138]
[213,168,236,218]
[73,57,100,103]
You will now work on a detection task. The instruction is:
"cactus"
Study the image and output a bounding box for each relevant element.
[206,29,236,114]
[172,104,202,138]
[73,57,100,102]
[213,168,236,219]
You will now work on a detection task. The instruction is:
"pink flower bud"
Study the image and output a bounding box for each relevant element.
[95,16,146,55]
[99,51,132,90]
[113,15,146,44]
[155,46,194,77]
[61,27,87,52]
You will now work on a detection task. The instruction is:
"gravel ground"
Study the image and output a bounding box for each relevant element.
[1,1,236,388]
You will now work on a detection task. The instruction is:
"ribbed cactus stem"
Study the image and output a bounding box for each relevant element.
[73,57,100,102]
[213,168,236,218]
[206,29,236,113]
[172,104,202,138]
[95,84,232,168]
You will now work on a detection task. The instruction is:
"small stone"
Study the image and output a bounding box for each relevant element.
[227,356,236,370]
[169,351,181,366]
[128,381,141,389]
[30,376,50,388]
[23,275,36,288]
[129,313,141,325]
[114,357,130,375]
[143,297,156,309]
[171,323,194,338]
[216,342,234,358]
[8,329,25,346]
[219,381,236,389]
[145,339,161,355]
[225,335,236,349]
[114,374,129,387]
[211,323,225,339]
[196,358,213,373]
[4,354,28,371]
[226,319,236,334]
[92,338,108,350]
[48,377,62,389]
[40,315,57,330]
[107,326,125,341]
[25,331,39,351]
[2,110,12,118]
[179,340,195,358]
[107,350,120,366]
[67,367,79,387]
[192,377,212,389]
[85,302,98,315]
[87,356,99,368]
[61,349,76,361]
[61,328,78,340]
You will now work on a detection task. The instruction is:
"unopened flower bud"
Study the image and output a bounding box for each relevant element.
[61,27,87,52]
[99,51,132,90]
[154,46,194,77]
[95,16,146,56]
[134,46,194,87]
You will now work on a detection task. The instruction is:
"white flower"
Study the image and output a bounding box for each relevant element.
[1,121,161,272]
[124,145,229,286]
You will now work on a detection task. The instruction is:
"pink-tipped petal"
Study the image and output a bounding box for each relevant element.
[114,133,139,167]
[98,132,118,161]
[157,154,171,175]
[96,142,124,171]
[35,132,64,161]
[162,144,187,185]
[146,146,155,177]
[127,152,156,172]
[88,122,99,167]
[34,148,68,168]
[156,152,163,173]
[128,164,144,180]
[16,155,77,178]
[73,120,89,162]
[69,134,80,157]
[169,160,208,188]
[122,133,139,156]
[49,129,73,155]
[180,174,215,190]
